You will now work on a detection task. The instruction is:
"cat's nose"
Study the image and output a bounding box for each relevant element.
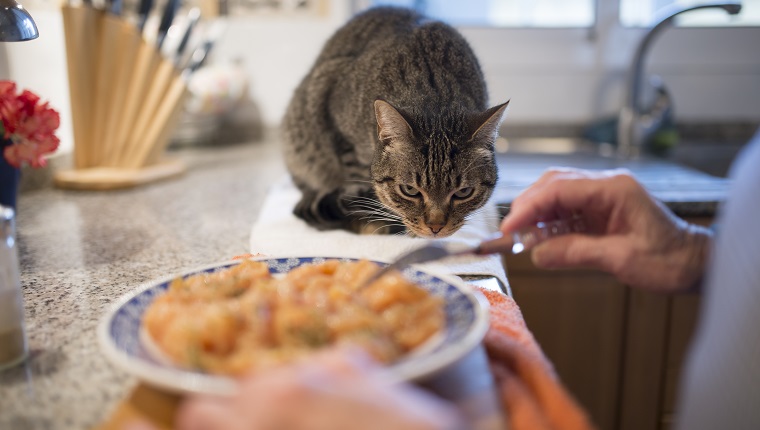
[428,224,445,234]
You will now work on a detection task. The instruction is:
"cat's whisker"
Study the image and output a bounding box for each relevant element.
[347,210,403,224]
[352,213,397,222]
[346,203,386,211]
[347,201,390,211]
[466,209,503,221]
[469,204,504,216]
[346,194,383,202]
[346,201,391,210]
[346,204,402,220]
[347,208,402,220]
[464,216,503,226]
[359,216,402,225]
[368,222,407,235]
[344,178,373,183]
[345,198,391,210]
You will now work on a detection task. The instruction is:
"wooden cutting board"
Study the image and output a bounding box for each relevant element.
[95,384,182,430]
[54,159,186,190]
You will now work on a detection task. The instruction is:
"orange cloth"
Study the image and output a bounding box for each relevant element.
[478,288,596,430]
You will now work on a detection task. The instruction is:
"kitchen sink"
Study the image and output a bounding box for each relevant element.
[492,136,737,217]
[666,141,746,178]
[494,136,746,178]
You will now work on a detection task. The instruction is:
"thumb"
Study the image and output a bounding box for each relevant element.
[531,234,628,274]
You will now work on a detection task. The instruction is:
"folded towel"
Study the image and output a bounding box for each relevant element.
[250,176,508,289]
[478,287,596,430]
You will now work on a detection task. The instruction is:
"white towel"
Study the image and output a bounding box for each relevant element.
[250,176,508,290]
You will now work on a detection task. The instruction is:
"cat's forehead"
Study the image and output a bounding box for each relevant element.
[413,110,472,138]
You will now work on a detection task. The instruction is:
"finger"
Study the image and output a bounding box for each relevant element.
[176,397,240,430]
[501,171,625,234]
[310,346,380,376]
[122,421,157,430]
[530,234,630,274]
[500,187,581,235]
[500,169,589,232]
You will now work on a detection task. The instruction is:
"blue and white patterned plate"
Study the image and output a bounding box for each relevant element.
[98,257,489,396]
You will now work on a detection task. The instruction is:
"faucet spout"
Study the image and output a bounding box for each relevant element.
[616,2,743,159]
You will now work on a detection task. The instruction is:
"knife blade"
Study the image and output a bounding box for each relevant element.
[183,38,212,76]
[174,7,201,65]
[156,0,180,49]
[136,0,153,32]
[181,20,225,77]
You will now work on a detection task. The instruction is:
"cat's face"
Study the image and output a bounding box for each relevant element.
[371,100,508,238]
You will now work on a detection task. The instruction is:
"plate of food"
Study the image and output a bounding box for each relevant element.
[98,257,489,396]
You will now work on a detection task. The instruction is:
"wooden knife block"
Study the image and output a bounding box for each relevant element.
[55,5,188,190]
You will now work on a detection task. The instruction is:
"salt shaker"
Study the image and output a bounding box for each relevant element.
[0,205,28,369]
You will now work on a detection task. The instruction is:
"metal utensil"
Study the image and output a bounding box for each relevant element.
[174,7,200,66]
[361,216,587,288]
[154,0,178,48]
[181,20,225,76]
[136,0,153,32]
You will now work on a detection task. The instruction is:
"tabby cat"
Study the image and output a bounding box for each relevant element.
[282,6,508,238]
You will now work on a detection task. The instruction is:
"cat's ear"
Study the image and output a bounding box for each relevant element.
[374,99,413,145]
[470,101,510,144]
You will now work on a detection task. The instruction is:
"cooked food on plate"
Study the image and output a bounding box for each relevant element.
[142,259,445,375]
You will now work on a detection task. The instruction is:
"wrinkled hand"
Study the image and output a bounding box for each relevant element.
[175,348,464,430]
[500,168,712,293]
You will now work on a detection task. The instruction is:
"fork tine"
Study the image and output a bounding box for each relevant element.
[360,243,451,288]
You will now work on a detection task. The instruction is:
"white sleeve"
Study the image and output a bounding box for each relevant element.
[675,135,760,430]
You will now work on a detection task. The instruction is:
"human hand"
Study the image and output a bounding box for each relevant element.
[175,348,464,430]
[500,168,712,293]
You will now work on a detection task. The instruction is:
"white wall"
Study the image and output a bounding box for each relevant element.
[464,25,760,125]
[214,1,760,126]
[212,1,352,126]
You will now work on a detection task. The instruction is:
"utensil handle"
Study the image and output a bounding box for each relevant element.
[476,217,587,255]
[473,234,515,256]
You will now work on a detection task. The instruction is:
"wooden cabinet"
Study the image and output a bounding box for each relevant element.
[504,245,703,430]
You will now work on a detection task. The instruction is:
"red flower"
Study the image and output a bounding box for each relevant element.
[0,80,60,168]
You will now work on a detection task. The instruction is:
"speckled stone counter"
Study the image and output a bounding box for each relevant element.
[0,135,730,430]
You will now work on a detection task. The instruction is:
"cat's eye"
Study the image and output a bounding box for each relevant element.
[453,187,474,199]
[399,184,421,198]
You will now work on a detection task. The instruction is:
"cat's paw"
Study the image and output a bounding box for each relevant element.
[293,192,321,226]
[293,189,346,230]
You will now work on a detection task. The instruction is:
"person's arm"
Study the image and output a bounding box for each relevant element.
[500,168,713,293]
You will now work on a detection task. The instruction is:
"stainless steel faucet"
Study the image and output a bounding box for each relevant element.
[616,2,742,159]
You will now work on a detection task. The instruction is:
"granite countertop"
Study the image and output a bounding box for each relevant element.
[1,138,287,429]
[0,134,732,429]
